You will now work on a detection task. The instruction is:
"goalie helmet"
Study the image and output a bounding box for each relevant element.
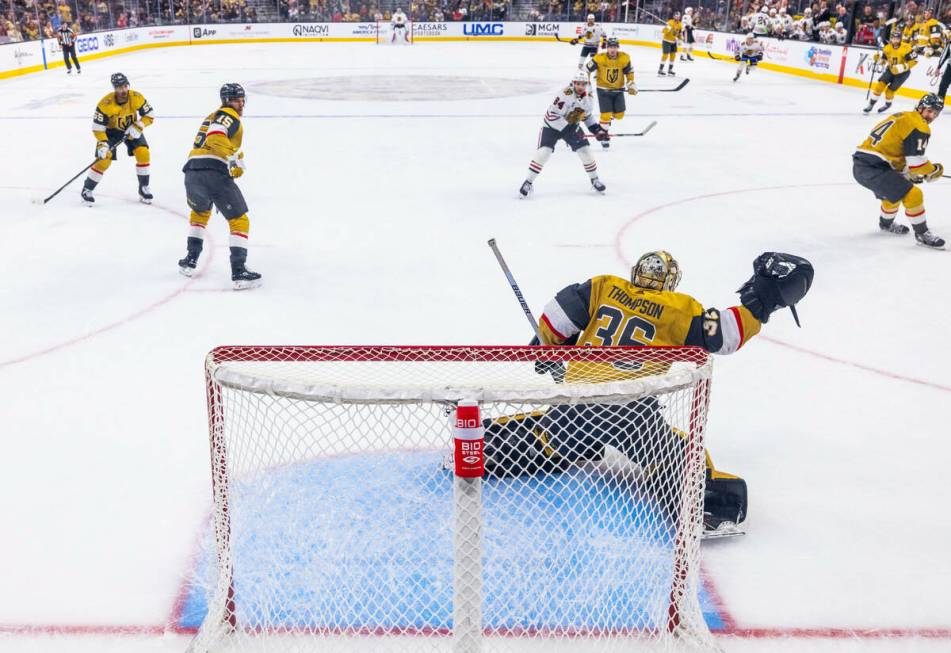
[110,72,129,88]
[917,93,944,114]
[632,251,682,292]
[220,82,246,103]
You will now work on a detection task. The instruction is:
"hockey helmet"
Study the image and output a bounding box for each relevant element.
[889,30,902,42]
[760,5,768,12]
[685,6,693,13]
[632,251,682,292]
[586,13,595,21]
[110,72,130,88]
[571,70,589,85]
[220,82,246,103]
[804,7,812,13]
[746,32,755,39]
[917,93,944,114]
[605,36,620,48]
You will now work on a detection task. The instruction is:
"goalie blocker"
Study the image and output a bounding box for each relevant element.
[481,251,814,537]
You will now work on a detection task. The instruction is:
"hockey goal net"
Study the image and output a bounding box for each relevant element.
[376,20,414,44]
[186,345,718,653]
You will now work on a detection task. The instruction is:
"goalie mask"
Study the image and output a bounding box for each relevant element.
[632,251,682,292]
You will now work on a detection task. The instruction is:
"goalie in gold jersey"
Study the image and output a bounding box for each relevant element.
[863,31,917,115]
[853,93,945,249]
[585,37,636,150]
[178,83,262,289]
[81,73,154,205]
[476,250,814,537]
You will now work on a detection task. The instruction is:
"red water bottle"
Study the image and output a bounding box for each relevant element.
[453,400,484,478]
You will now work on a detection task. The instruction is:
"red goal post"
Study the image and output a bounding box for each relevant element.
[189,345,718,653]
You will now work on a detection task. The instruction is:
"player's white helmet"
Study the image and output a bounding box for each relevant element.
[804,7,812,14]
[760,5,768,12]
[632,251,682,292]
[685,6,693,13]
[586,13,595,21]
[571,71,589,85]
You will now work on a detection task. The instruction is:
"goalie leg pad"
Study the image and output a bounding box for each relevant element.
[704,471,748,530]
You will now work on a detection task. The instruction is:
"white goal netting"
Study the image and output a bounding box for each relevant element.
[376,20,414,44]
[185,345,719,653]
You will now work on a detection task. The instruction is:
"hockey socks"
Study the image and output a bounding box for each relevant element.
[577,147,598,181]
[526,147,553,182]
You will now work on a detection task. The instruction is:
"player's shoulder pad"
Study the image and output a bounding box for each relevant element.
[563,86,575,96]
[98,92,115,108]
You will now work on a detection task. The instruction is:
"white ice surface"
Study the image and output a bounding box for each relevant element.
[0,41,950,652]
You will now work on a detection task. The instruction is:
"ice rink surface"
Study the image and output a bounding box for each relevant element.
[1,38,950,652]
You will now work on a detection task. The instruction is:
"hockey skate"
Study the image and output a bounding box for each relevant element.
[862,101,876,114]
[178,254,198,277]
[601,139,610,150]
[686,53,694,61]
[915,230,946,249]
[138,185,153,204]
[232,267,263,290]
[877,101,892,113]
[518,180,533,199]
[733,70,741,82]
[702,519,746,540]
[81,188,94,206]
[879,218,909,235]
[591,178,606,194]
[657,66,666,76]
[667,66,675,76]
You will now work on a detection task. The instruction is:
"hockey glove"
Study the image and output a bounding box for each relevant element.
[924,162,944,182]
[229,152,246,178]
[588,123,610,141]
[737,252,814,326]
[734,53,741,60]
[565,107,586,124]
[125,121,144,140]
[95,141,112,160]
[570,38,579,45]
[626,81,638,95]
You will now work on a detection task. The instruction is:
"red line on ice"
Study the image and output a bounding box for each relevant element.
[613,183,951,394]
[0,196,215,369]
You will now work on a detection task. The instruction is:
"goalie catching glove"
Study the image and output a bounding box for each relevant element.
[737,252,814,326]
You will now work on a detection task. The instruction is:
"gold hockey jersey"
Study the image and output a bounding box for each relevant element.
[662,19,682,43]
[586,51,634,90]
[538,274,761,381]
[856,111,936,176]
[91,90,154,141]
[876,42,917,74]
[184,106,243,173]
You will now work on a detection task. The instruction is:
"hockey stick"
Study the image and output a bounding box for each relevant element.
[553,33,575,44]
[639,78,690,92]
[34,159,98,205]
[487,238,542,342]
[34,140,120,205]
[583,120,658,138]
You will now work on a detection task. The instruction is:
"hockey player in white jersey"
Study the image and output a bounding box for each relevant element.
[571,14,605,69]
[391,7,409,43]
[680,7,696,61]
[734,33,764,82]
[751,6,770,36]
[519,72,608,198]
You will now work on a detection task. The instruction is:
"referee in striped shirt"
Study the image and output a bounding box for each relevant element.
[57,24,81,74]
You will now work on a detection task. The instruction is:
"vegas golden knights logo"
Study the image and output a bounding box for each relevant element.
[607,69,619,83]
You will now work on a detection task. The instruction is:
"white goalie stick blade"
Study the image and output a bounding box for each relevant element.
[702,520,746,541]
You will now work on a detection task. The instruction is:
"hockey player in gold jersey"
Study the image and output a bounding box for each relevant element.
[478,250,814,536]
[81,73,154,205]
[585,37,636,150]
[179,83,262,289]
[863,31,917,114]
[659,12,682,76]
[853,93,946,249]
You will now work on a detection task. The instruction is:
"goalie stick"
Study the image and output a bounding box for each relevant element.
[488,238,542,341]
[583,120,658,138]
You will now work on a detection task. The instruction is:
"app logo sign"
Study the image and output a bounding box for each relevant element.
[806,46,833,69]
